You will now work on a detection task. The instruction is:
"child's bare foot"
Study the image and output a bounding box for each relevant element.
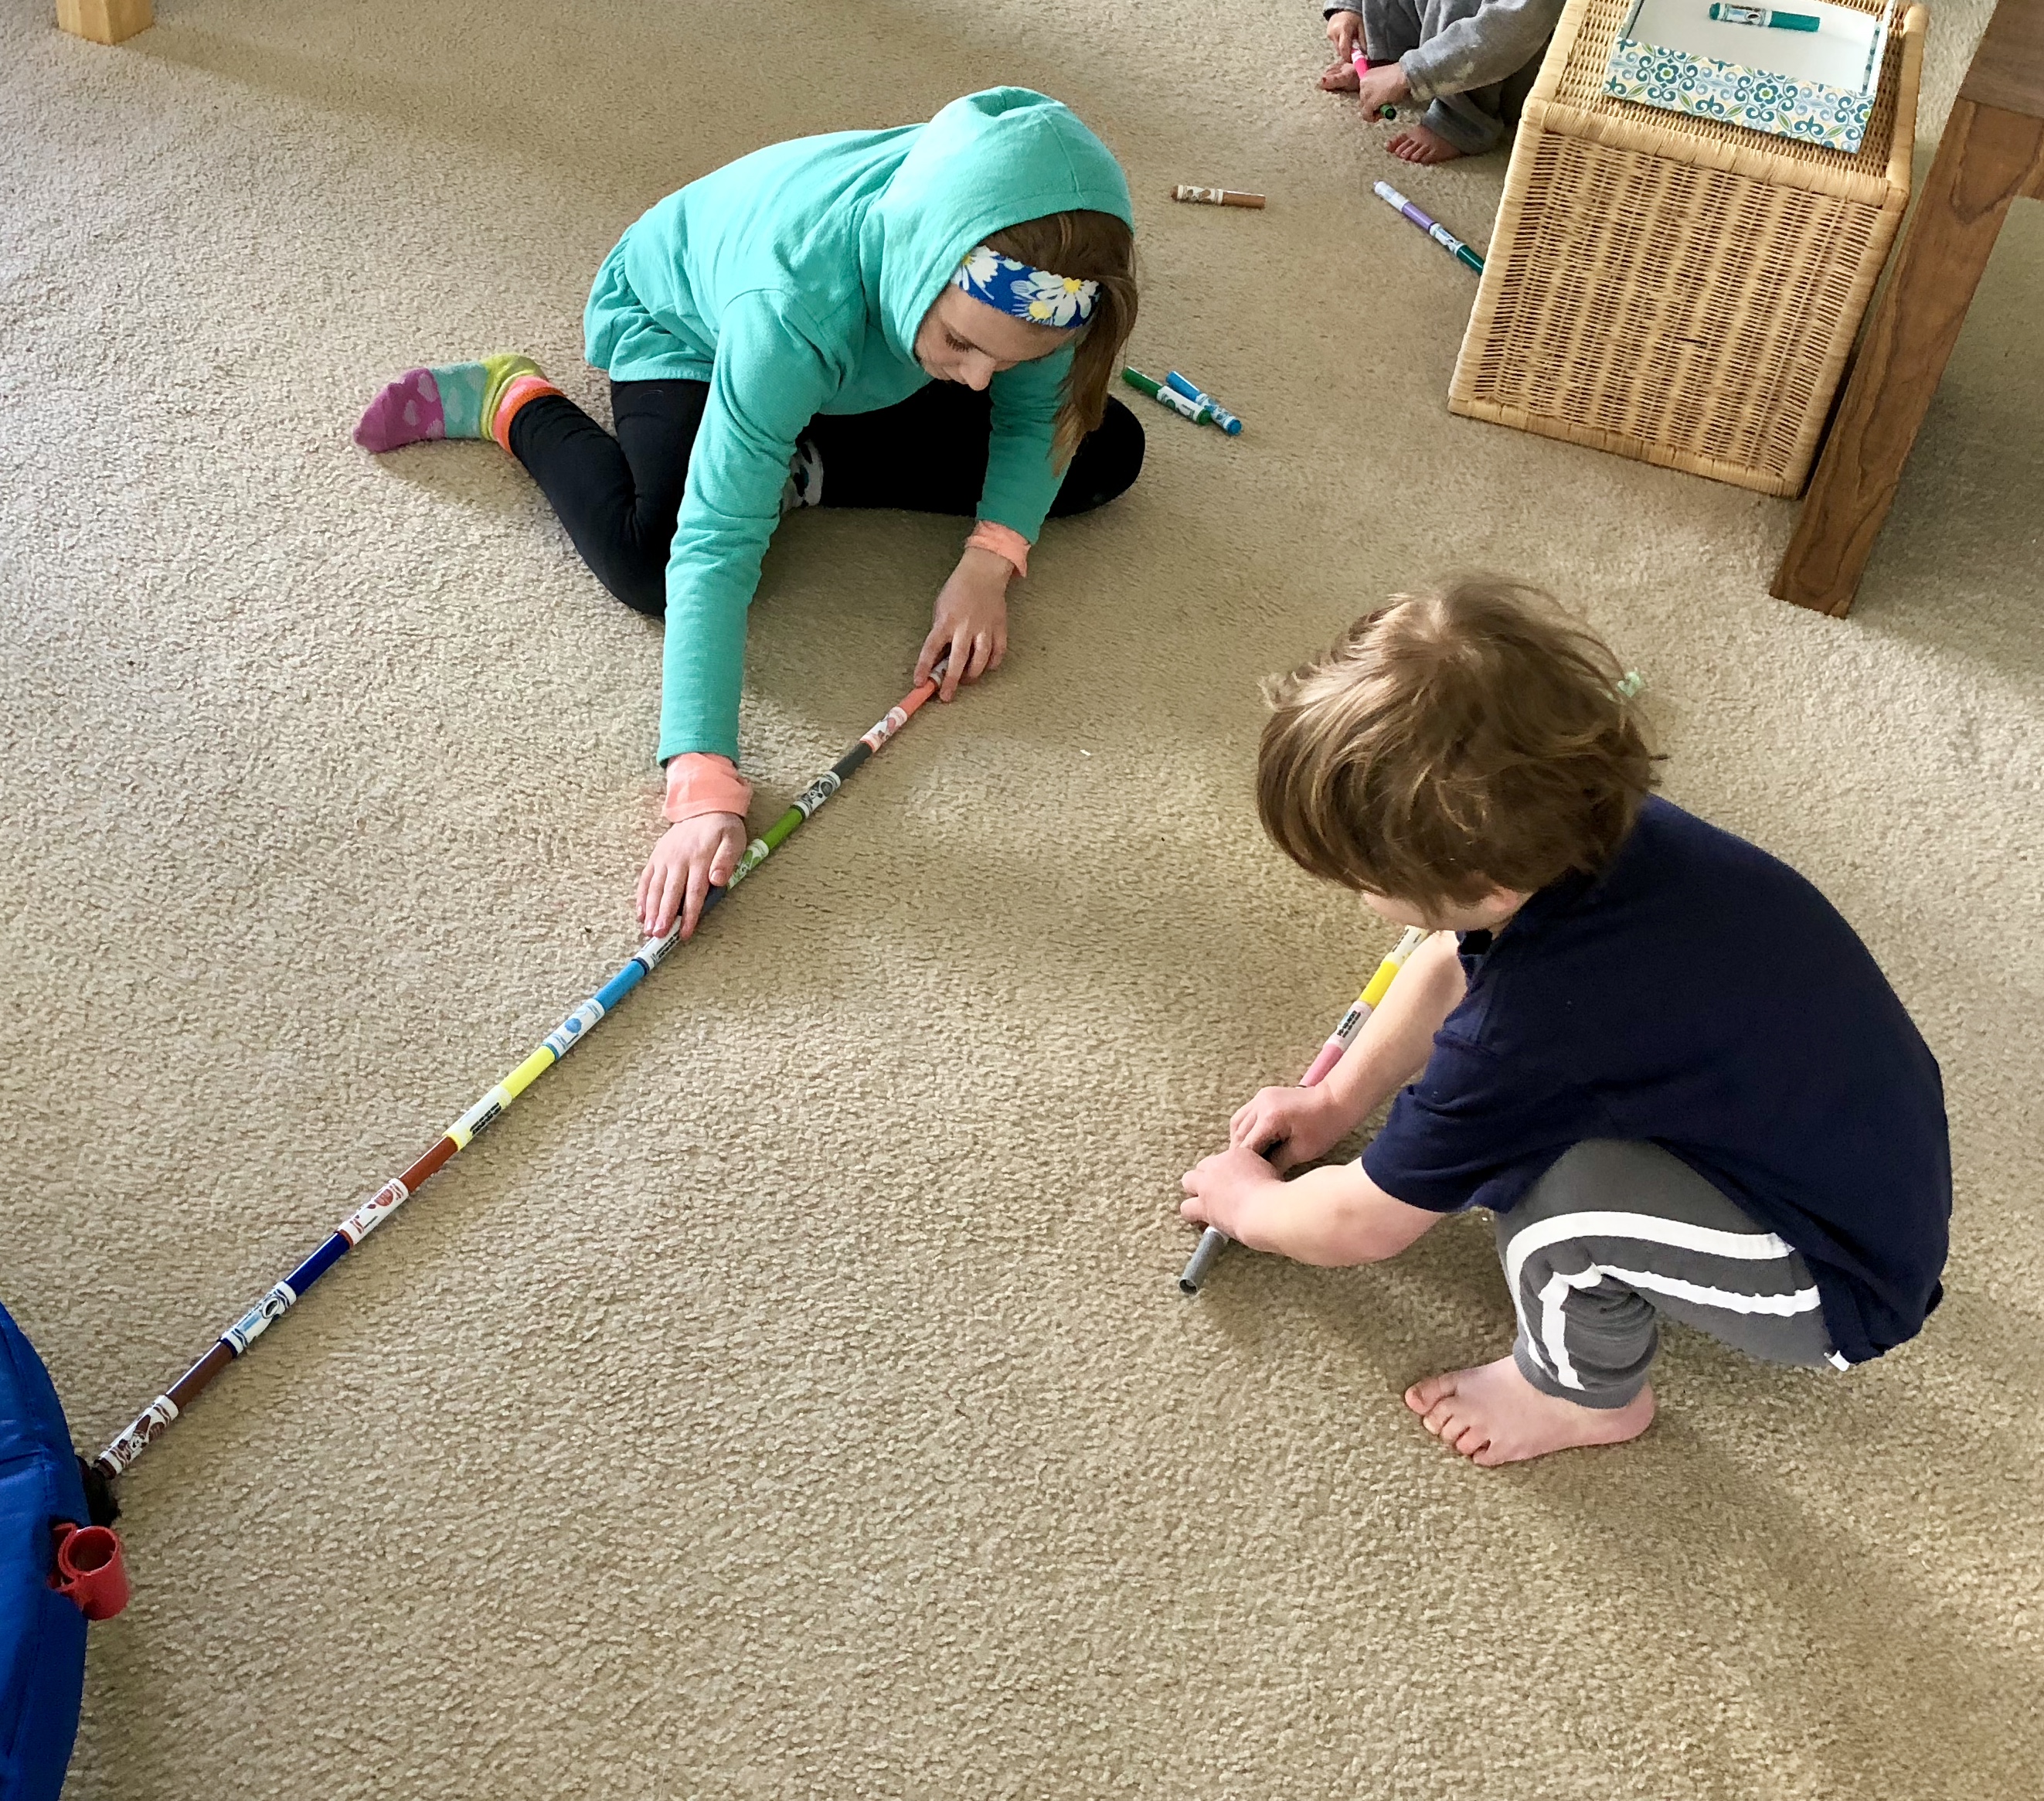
[1388,121,1464,163]
[1403,1357,1655,1465]
[1321,58,1362,91]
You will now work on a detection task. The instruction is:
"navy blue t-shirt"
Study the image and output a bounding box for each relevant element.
[1362,797,1950,1364]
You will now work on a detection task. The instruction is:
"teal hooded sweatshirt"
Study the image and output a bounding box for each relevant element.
[581,88,1134,768]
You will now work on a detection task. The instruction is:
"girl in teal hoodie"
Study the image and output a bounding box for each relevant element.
[355,89,1141,941]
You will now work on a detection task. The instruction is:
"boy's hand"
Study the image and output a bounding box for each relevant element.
[1321,9,1363,87]
[1180,1146,1284,1241]
[916,546,1010,702]
[1355,61,1411,114]
[1228,1084,1348,1169]
[637,812,747,941]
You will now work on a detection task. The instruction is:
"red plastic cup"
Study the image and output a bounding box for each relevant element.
[52,1524,131,1621]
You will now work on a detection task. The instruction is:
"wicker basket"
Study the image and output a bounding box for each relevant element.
[1448,0,1927,495]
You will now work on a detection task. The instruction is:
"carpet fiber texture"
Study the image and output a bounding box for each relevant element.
[3,1,2039,1796]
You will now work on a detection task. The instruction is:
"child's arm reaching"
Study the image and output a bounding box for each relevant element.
[1181,1150,1441,1266]
[1228,930,1468,1168]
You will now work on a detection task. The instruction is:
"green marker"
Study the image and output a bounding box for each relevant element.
[1709,4,1821,29]
[1122,366,1207,423]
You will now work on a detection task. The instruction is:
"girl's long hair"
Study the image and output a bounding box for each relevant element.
[984,210,1138,465]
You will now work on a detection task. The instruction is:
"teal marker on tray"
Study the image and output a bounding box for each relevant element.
[1122,366,1208,423]
[1164,370,1243,435]
[1708,4,1821,29]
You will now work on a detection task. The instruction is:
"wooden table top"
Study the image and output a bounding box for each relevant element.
[1961,0,2044,121]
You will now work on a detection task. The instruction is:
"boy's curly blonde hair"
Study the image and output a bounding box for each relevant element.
[1257,577,1660,913]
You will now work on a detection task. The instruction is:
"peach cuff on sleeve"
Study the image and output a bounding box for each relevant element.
[663,752,754,825]
[965,521,1031,579]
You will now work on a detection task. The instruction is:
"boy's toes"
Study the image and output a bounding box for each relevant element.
[1321,61,1362,90]
[1405,1373,1454,1415]
[1423,1398,1467,1441]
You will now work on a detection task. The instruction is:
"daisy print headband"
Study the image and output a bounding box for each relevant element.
[951,244,1100,328]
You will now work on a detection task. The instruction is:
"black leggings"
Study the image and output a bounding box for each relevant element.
[507,377,1146,618]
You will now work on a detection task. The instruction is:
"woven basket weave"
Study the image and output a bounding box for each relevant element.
[1448,0,1927,495]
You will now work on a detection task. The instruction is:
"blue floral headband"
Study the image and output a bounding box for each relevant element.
[950,244,1100,328]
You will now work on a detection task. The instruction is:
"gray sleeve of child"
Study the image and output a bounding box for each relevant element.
[1400,0,1565,100]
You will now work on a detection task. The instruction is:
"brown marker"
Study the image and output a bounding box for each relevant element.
[1171,184,1267,209]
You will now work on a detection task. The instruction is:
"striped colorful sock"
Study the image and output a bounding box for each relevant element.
[353,354,559,452]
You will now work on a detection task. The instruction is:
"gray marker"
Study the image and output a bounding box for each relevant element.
[1178,1226,1229,1294]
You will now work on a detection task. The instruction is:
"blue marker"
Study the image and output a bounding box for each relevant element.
[1164,371,1243,435]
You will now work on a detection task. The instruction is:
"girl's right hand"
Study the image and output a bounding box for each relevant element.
[1228,1084,1348,1170]
[638,812,748,941]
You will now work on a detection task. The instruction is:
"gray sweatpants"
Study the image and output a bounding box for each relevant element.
[1352,0,1564,154]
[1498,1140,1846,1409]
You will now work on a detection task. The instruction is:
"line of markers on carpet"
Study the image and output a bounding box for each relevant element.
[1149,161,1485,438]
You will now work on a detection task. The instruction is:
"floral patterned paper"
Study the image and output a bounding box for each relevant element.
[1604,36,1875,152]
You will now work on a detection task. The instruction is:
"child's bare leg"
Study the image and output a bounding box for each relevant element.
[1406,1360,1655,1465]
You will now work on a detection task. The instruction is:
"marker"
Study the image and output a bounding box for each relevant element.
[1171,185,1267,209]
[1351,49,1398,117]
[1122,366,1209,423]
[1708,4,1821,28]
[1164,371,1243,435]
[1179,927,1431,1295]
[1372,180,1485,275]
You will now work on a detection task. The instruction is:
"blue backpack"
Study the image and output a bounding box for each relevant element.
[0,1300,90,1801]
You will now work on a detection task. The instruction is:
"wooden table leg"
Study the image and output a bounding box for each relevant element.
[1773,100,2044,616]
[56,0,152,46]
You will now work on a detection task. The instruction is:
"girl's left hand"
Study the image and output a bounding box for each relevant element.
[916,546,1010,702]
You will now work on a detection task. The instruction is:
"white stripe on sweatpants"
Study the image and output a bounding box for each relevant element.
[1604,1265,1823,1318]
[1533,1267,1825,1391]
[1535,1267,1609,1391]
[1505,1209,1796,1303]
[1508,1210,1807,1391]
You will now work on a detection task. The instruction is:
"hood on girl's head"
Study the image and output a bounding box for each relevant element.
[866,87,1133,360]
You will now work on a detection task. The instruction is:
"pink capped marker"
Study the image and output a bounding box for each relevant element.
[1352,48,1399,119]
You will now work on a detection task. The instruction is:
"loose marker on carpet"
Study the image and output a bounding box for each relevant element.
[1181,925,1430,1294]
[90,664,951,1484]
[1372,182,1485,274]
[1123,366,1209,424]
[1164,371,1243,435]
[1172,184,1265,208]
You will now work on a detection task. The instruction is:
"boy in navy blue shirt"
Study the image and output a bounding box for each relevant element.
[1182,579,1950,1465]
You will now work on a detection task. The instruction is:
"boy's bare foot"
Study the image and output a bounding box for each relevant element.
[1388,121,1464,163]
[1403,1357,1655,1465]
[1321,58,1362,91]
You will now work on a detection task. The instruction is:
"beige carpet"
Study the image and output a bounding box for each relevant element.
[4,0,2039,1795]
